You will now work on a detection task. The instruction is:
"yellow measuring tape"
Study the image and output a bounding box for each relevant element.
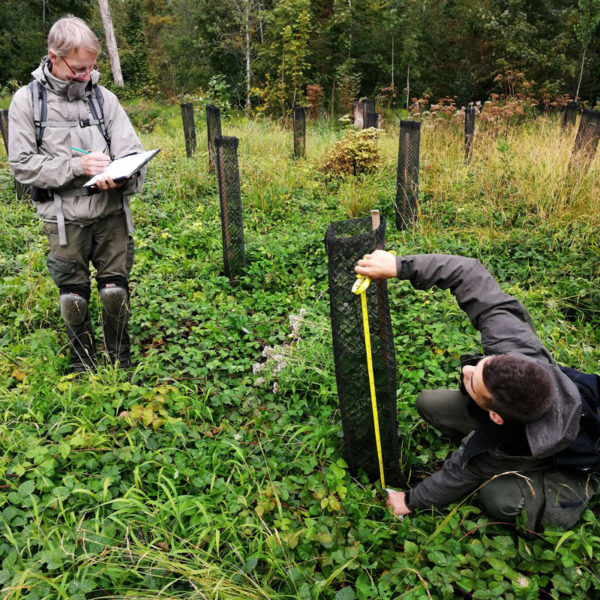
[352,273,386,488]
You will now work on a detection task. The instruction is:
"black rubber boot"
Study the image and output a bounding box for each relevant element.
[99,284,131,368]
[60,293,96,372]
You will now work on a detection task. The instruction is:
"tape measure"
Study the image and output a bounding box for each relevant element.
[352,273,386,488]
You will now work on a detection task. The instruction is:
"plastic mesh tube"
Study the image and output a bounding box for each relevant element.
[324,216,404,486]
[215,135,246,280]
[395,120,421,230]
[293,106,306,158]
[206,104,222,173]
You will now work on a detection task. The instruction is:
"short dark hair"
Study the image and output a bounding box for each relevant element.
[482,355,553,424]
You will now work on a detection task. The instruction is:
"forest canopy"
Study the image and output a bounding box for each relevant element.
[1,0,599,115]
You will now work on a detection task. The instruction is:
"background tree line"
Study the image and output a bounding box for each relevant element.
[1,0,599,115]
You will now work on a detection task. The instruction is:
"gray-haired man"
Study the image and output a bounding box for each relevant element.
[8,16,146,371]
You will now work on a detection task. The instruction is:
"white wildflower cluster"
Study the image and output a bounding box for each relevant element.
[252,308,307,394]
[288,307,306,340]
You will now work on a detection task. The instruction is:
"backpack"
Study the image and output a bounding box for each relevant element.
[554,366,600,473]
[29,80,111,154]
[28,80,112,203]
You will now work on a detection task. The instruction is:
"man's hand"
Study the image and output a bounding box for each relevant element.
[80,151,110,176]
[92,175,126,191]
[355,249,398,280]
[386,490,412,516]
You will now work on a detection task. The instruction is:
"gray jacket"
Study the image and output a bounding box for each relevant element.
[8,58,145,233]
[395,254,581,510]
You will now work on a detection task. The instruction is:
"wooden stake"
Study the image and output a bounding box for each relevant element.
[371,209,380,232]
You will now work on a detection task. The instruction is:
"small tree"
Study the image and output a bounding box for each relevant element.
[336,59,361,116]
[574,0,600,100]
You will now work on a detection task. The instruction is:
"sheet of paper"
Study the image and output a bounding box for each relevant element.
[83,149,159,187]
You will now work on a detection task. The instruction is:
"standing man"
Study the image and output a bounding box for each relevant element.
[8,16,146,372]
[355,250,599,530]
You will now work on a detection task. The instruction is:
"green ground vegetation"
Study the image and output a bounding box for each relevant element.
[1,105,600,599]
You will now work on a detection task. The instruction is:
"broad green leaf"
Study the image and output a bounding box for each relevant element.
[335,586,355,600]
[17,480,35,498]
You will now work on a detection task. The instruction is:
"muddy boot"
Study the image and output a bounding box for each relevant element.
[100,284,131,368]
[60,293,96,372]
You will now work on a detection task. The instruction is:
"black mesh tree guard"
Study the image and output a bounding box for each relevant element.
[324,216,404,487]
[293,106,306,159]
[215,136,246,280]
[464,106,476,163]
[561,102,578,130]
[395,120,421,230]
[206,104,222,173]
[570,108,600,172]
[0,108,29,200]
[180,102,196,157]
[362,98,378,129]
[0,109,8,154]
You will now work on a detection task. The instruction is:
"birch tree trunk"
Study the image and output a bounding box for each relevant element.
[231,0,254,111]
[575,45,587,102]
[245,1,251,110]
[98,0,124,87]
[391,34,394,89]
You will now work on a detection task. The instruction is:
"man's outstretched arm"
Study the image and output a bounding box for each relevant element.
[356,251,553,362]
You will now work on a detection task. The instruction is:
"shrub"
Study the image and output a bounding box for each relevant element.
[321,128,381,176]
[124,99,168,133]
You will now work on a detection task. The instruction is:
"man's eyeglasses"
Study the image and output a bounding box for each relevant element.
[62,56,96,78]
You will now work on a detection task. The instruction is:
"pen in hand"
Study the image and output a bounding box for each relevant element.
[73,146,112,167]
[73,147,111,177]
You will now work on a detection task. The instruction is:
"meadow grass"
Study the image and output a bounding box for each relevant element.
[1,106,600,599]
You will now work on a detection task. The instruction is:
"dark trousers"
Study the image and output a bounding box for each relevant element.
[43,213,134,369]
[43,213,133,291]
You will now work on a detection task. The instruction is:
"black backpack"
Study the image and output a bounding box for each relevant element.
[555,367,600,473]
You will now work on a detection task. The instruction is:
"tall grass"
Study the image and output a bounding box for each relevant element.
[417,115,600,231]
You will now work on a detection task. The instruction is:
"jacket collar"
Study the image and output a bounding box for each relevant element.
[32,56,100,100]
[524,360,582,458]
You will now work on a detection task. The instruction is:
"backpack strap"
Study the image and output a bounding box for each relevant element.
[88,85,112,157]
[29,81,47,148]
[29,80,111,155]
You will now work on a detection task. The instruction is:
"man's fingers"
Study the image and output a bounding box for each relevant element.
[355,250,397,280]
[80,152,110,176]
[93,175,123,190]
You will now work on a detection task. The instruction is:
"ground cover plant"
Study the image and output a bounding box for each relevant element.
[1,106,600,599]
